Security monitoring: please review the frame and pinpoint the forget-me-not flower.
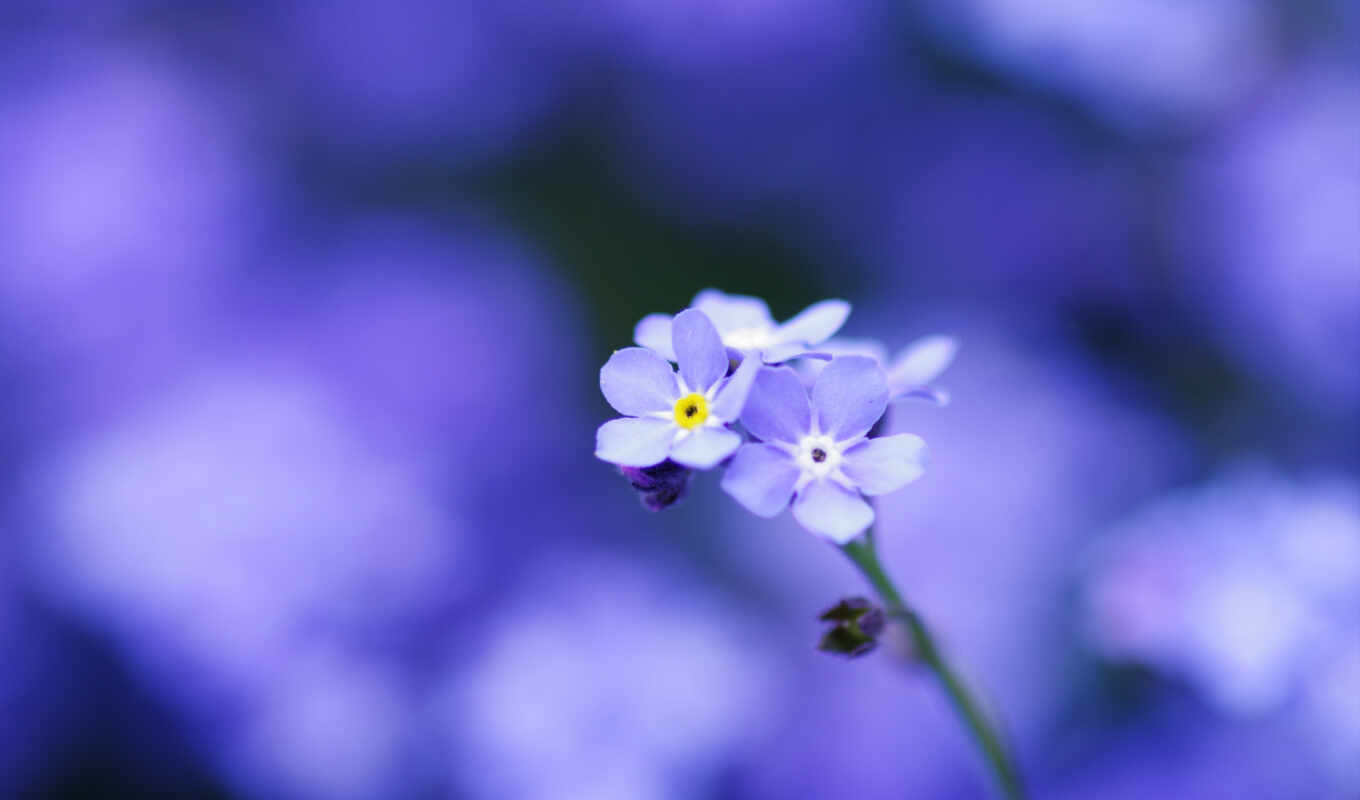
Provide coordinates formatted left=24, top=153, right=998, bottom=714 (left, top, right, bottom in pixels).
left=634, top=289, right=850, bottom=365
left=887, top=335, right=958, bottom=405
left=596, top=308, right=761, bottom=470
left=803, top=335, right=958, bottom=406
left=721, top=356, right=927, bottom=543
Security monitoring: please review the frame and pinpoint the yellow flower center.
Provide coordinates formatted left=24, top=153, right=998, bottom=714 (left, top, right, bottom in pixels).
left=673, top=392, right=709, bottom=430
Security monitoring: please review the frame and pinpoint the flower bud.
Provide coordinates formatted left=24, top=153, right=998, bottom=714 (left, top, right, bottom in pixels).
left=618, top=460, right=692, bottom=512
left=817, top=597, right=886, bottom=658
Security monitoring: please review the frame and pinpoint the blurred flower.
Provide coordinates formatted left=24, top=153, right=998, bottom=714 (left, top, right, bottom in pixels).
left=445, top=554, right=777, bottom=800
left=1083, top=468, right=1360, bottom=793
left=597, top=309, right=761, bottom=469
left=804, top=335, right=957, bottom=406
left=722, top=358, right=927, bottom=542
left=915, top=0, right=1274, bottom=130
left=634, top=289, right=850, bottom=364
left=29, top=365, right=464, bottom=799
left=0, top=43, right=264, bottom=432
left=887, top=335, right=958, bottom=405
left=1178, top=61, right=1360, bottom=415
left=22, top=221, right=599, bottom=799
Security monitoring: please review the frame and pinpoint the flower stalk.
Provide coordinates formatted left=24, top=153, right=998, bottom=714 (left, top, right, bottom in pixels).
left=840, top=533, right=1028, bottom=800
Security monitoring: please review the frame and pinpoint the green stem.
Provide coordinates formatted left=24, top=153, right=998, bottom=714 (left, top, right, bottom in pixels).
left=840, top=534, right=1027, bottom=800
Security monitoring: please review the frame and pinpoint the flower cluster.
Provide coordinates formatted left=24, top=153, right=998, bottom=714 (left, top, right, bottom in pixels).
left=595, top=289, right=954, bottom=543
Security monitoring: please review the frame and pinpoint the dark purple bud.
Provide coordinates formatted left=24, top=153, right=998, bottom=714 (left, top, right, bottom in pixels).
left=817, top=596, right=886, bottom=658
left=618, top=460, right=692, bottom=512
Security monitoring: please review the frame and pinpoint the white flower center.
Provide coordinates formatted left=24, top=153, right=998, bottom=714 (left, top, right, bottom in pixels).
left=722, top=325, right=779, bottom=353
left=795, top=433, right=843, bottom=479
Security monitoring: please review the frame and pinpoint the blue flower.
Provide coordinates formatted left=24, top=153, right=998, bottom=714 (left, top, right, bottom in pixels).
left=721, top=356, right=927, bottom=543
left=596, top=308, right=761, bottom=469
left=634, top=289, right=850, bottom=365
left=887, top=335, right=959, bottom=405
left=804, top=335, right=958, bottom=405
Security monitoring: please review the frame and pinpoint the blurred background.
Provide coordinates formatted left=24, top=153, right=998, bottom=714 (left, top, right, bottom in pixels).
left=0, top=2, right=1356, bottom=799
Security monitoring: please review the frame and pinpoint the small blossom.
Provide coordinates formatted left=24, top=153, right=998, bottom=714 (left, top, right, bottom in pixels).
left=887, top=335, right=958, bottom=405
left=634, top=288, right=850, bottom=365
left=721, top=356, right=927, bottom=543
left=596, top=309, right=761, bottom=470
left=803, top=335, right=958, bottom=406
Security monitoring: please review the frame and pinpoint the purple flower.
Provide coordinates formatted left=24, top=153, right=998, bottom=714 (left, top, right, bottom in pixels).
left=596, top=309, right=761, bottom=470
left=721, top=356, right=927, bottom=543
left=1083, top=469, right=1360, bottom=719
left=634, top=289, right=850, bottom=364
left=916, top=0, right=1273, bottom=130
left=804, top=335, right=959, bottom=406
left=887, top=335, right=959, bottom=406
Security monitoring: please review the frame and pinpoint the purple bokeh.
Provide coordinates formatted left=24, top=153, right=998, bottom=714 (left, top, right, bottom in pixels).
left=0, top=4, right=1353, bottom=798
left=1082, top=468, right=1360, bottom=796
left=1177, top=60, right=1360, bottom=415
left=20, top=223, right=599, bottom=798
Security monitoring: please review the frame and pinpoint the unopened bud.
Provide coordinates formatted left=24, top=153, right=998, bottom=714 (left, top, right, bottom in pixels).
left=817, top=597, right=886, bottom=658
left=618, top=460, right=692, bottom=512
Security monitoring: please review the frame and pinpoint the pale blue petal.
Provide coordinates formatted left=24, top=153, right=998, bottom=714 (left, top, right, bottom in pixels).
left=889, top=336, right=958, bottom=388
left=794, top=338, right=884, bottom=384
left=819, top=336, right=889, bottom=364
left=708, top=352, right=762, bottom=421
left=720, top=443, right=800, bottom=517
left=600, top=347, right=679, bottom=416
left=760, top=341, right=811, bottom=364
left=776, top=299, right=850, bottom=346
left=811, top=355, right=888, bottom=441
left=842, top=434, right=928, bottom=495
left=892, top=386, right=951, bottom=406
left=740, top=366, right=811, bottom=444
left=672, top=308, right=727, bottom=393
left=595, top=417, right=675, bottom=467
left=670, top=427, right=742, bottom=470
left=633, top=313, right=677, bottom=361
left=692, top=289, right=773, bottom=332
left=792, top=480, right=875, bottom=543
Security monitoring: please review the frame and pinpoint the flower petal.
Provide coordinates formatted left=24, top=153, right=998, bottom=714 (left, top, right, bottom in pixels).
left=740, top=366, right=812, bottom=444
left=720, top=443, right=800, bottom=517
left=708, top=351, right=762, bottom=422
left=633, top=313, right=677, bottom=361
left=692, top=289, right=774, bottom=333
left=892, top=386, right=951, bottom=406
left=820, top=336, right=890, bottom=364
left=842, top=434, right=928, bottom=495
left=672, top=308, right=728, bottom=393
left=669, top=427, right=742, bottom=470
left=811, top=355, right=889, bottom=441
left=889, top=335, right=958, bottom=389
left=760, top=341, right=812, bottom=364
left=776, top=299, right=850, bottom=346
left=595, top=417, right=676, bottom=467
left=600, top=347, right=679, bottom=416
left=792, top=480, right=875, bottom=543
